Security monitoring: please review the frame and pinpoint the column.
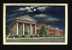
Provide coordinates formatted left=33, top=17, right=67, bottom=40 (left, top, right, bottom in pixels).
left=35, top=24, right=37, bottom=34
left=16, top=22, right=18, bottom=35
left=23, top=23, right=25, bottom=35
left=30, top=24, right=33, bottom=35
left=27, top=24, right=29, bottom=35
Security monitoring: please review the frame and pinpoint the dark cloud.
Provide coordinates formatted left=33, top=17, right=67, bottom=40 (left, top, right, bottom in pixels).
left=6, top=6, right=65, bottom=29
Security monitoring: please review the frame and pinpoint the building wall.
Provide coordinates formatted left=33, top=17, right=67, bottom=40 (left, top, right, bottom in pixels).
left=11, top=24, right=17, bottom=34
left=48, top=27, right=64, bottom=36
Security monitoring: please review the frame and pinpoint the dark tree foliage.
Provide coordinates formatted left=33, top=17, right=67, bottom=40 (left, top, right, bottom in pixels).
left=39, top=26, right=47, bottom=37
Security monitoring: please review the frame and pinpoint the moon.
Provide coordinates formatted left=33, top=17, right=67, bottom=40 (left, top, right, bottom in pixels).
left=33, top=9, right=36, bottom=11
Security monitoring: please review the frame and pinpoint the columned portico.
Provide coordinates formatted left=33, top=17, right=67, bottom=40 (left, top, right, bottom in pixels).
left=16, top=23, right=37, bottom=36
left=16, top=15, right=37, bottom=36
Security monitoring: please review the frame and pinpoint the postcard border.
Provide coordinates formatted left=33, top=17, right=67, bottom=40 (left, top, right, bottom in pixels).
left=3, top=3, right=68, bottom=45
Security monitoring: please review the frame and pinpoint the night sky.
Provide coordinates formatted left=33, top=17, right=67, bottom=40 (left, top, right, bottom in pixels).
left=6, top=6, right=65, bottom=30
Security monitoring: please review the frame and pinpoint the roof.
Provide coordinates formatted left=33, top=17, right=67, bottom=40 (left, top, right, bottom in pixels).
left=16, top=15, right=36, bottom=24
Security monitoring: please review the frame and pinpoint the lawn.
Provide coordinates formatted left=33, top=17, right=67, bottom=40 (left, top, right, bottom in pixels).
left=6, top=37, right=65, bottom=42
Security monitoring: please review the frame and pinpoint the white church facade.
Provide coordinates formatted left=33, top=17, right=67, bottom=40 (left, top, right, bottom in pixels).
left=15, top=15, right=38, bottom=37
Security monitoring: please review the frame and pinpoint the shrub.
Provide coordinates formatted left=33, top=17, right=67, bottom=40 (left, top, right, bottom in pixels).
left=22, top=35, right=25, bottom=37
left=25, top=31, right=28, bottom=35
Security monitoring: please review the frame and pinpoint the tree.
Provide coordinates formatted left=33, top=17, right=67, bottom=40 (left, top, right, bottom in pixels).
left=39, top=26, right=47, bottom=37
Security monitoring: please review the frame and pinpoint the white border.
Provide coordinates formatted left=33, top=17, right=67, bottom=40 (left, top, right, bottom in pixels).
left=3, top=3, right=68, bottom=45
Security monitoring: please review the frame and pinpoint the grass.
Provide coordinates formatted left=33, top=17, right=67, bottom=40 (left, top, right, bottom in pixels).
left=6, top=33, right=65, bottom=42
left=6, top=36, right=65, bottom=42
